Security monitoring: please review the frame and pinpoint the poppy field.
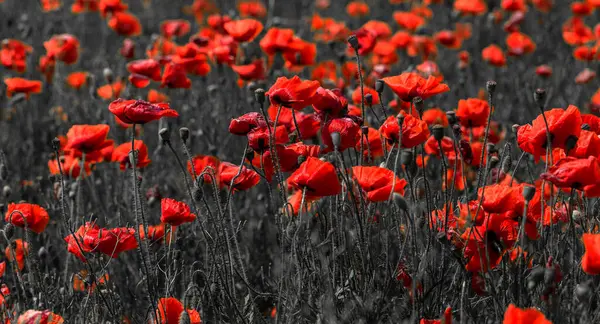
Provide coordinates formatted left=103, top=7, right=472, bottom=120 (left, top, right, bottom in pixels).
left=3, top=0, right=600, bottom=322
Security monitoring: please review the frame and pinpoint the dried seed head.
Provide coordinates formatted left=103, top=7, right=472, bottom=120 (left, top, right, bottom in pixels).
left=179, top=127, right=190, bottom=143
left=534, top=89, right=546, bottom=108
left=3, top=223, right=14, bottom=239
left=486, top=80, right=497, bottom=94
left=522, top=186, right=536, bottom=201
left=412, top=96, right=424, bottom=113
left=255, top=88, right=266, bottom=104
left=432, top=125, right=445, bottom=142
left=103, top=68, right=113, bottom=83
left=347, top=35, right=359, bottom=51
left=159, top=128, right=170, bottom=143
left=331, top=132, right=341, bottom=150
left=375, top=79, right=384, bottom=93
left=365, top=93, right=373, bottom=106
left=52, top=137, right=61, bottom=151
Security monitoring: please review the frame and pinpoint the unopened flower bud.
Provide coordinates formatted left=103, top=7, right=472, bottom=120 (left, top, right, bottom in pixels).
left=347, top=35, right=359, bottom=50
left=103, top=68, right=113, bottom=83
left=159, top=128, right=170, bottom=143
left=534, top=89, right=546, bottom=108
left=522, top=186, right=536, bottom=201
left=52, top=137, right=61, bottom=151
left=446, top=111, right=457, bottom=125
left=255, top=88, right=266, bottom=104
left=432, top=125, right=445, bottom=142
left=2, top=185, right=11, bottom=198
left=375, top=79, right=384, bottom=93
left=486, top=80, right=497, bottom=94
left=179, top=127, right=190, bottom=143
left=365, top=93, right=373, bottom=106
left=412, top=96, right=424, bottom=114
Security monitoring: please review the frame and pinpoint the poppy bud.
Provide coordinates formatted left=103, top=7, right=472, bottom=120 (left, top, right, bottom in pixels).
left=432, top=125, right=445, bottom=142
left=347, top=35, right=360, bottom=51
left=534, top=89, right=546, bottom=108
left=489, top=156, right=499, bottom=168
left=393, top=193, right=409, bottom=213
left=486, top=80, right=497, bottom=95
left=582, top=123, right=591, bottom=131
left=103, top=68, right=114, bottom=84
left=159, top=128, right=170, bottom=143
left=446, top=111, right=457, bottom=125
left=38, top=246, right=47, bottom=259
left=3, top=223, right=14, bottom=239
left=245, top=148, right=255, bottom=161
left=396, top=113, right=405, bottom=126
left=193, top=187, right=203, bottom=202
left=486, top=143, right=496, bottom=154
left=255, top=88, right=266, bottom=104
left=2, top=185, right=11, bottom=198
left=401, top=150, right=413, bottom=166
left=361, top=126, right=369, bottom=135
left=375, top=79, right=384, bottom=93
left=179, top=127, right=190, bottom=143
left=179, top=311, right=191, bottom=324
left=412, top=96, right=424, bottom=114
left=52, top=137, right=61, bottom=151
left=331, top=132, right=341, bottom=150
left=522, top=186, right=536, bottom=201
left=0, top=164, right=7, bottom=181
left=365, top=93, right=373, bottom=106
left=565, top=135, right=579, bottom=152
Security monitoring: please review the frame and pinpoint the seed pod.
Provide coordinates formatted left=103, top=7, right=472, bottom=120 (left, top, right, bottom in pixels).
left=446, top=111, right=457, bottom=125
left=522, top=186, right=536, bottom=201
left=412, top=97, right=424, bottom=114
left=103, top=68, right=114, bottom=83
left=159, top=128, right=170, bottom=143
left=375, top=79, right=384, bottom=93
left=534, top=89, right=546, bottom=108
left=486, top=80, right=497, bottom=94
left=179, top=127, right=190, bottom=143
left=347, top=35, right=359, bottom=50
left=393, top=193, right=409, bottom=213
left=365, top=93, right=373, bottom=106
left=432, top=125, right=445, bottom=142
left=255, top=88, right=265, bottom=104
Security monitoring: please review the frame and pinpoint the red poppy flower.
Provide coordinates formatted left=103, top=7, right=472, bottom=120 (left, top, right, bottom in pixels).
left=355, top=127, right=384, bottom=162
left=346, top=1, right=369, bottom=17
left=156, top=297, right=202, bottom=324
left=454, top=0, right=487, bottom=15
left=361, top=20, right=392, bottom=39
left=379, top=113, right=430, bottom=148
left=425, top=136, right=457, bottom=164
left=582, top=114, right=600, bottom=134
left=5, top=203, right=49, bottom=234
left=64, top=222, right=96, bottom=262
left=506, top=32, right=536, bottom=56
left=187, top=155, right=220, bottom=183
left=99, top=0, right=127, bottom=17
left=160, top=19, right=191, bottom=39
left=266, top=107, right=319, bottom=140
left=422, top=108, right=449, bottom=127
left=286, top=142, right=321, bottom=158
left=249, top=145, right=300, bottom=182
left=568, top=129, right=600, bottom=158
left=73, top=269, right=109, bottom=293
left=381, top=72, right=449, bottom=102
left=65, top=71, right=88, bottom=90
left=48, top=155, right=92, bottom=178
left=128, top=74, right=150, bottom=88
left=461, top=215, right=513, bottom=272
left=160, top=62, right=191, bottom=89
left=321, top=117, right=361, bottom=152
left=239, top=1, right=266, bottom=18
left=1, top=39, right=32, bottom=73
left=351, top=86, right=380, bottom=106
left=575, top=68, right=596, bottom=84
left=349, top=28, right=377, bottom=56
left=393, top=11, right=426, bottom=32
left=582, top=233, right=600, bottom=275
left=231, top=59, right=265, bottom=82
left=127, top=59, right=162, bottom=81
left=517, top=105, right=582, bottom=158
left=482, top=44, right=506, bottom=67
left=312, top=87, right=348, bottom=119
left=456, top=98, right=490, bottom=127
left=229, top=112, right=268, bottom=136
left=541, top=156, right=600, bottom=189
left=108, top=11, right=142, bottom=37
left=44, top=34, right=79, bottom=65
left=139, top=223, right=173, bottom=244
left=5, top=239, right=28, bottom=271
left=288, top=157, right=341, bottom=197
left=71, top=0, right=99, bottom=13
left=160, top=198, right=197, bottom=226
left=4, top=77, right=42, bottom=99
left=266, top=76, right=320, bottom=110
left=572, top=1, right=593, bottom=15
left=283, top=39, right=317, bottom=72
left=108, top=99, right=178, bottom=124
left=84, top=226, right=138, bottom=259
left=223, top=19, right=263, bottom=43
left=218, top=162, right=261, bottom=191
left=148, top=90, right=169, bottom=104
left=97, top=79, right=125, bottom=100
left=420, top=307, right=452, bottom=324
left=573, top=45, right=598, bottom=61
left=259, top=28, right=303, bottom=56
left=120, top=38, right=135, bottom=59
left=16, top=310, right=64, bottom=324
left=532, top=0, right=552, bottom=12
left=535, top=65, right=553, bottom=78
left=502, top=304, right=551, bottom=324
left=562, top=17, right=594, bottom=46
left=501, top=0, right=526, bottom=11
left=65, top=124, right=110, bottom=153
left=112, top=140, right=151, bottom=170
left=247, top=125, right=289, bottom=153
left=351, top=166, right=407, bottom=202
